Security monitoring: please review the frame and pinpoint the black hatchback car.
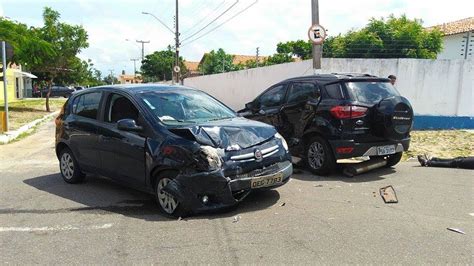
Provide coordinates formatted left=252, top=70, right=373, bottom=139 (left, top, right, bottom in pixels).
left=239, top=73, right=413, bottom=175
left=55, top=84, right=292, bottom=216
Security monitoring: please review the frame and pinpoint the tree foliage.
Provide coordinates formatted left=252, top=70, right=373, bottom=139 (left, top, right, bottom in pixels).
left=140, top=46, right=186, bottom=81
left=199, top=48, right=236, bottom=75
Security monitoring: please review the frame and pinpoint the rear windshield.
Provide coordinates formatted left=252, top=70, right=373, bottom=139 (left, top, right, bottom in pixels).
left=139, top=90, right=236, bottom=125
left=345, top=81, right=400, bottom=104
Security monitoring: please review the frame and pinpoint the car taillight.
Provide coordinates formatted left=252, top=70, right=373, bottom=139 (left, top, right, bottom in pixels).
left=330, top=105, right=367, bottom=119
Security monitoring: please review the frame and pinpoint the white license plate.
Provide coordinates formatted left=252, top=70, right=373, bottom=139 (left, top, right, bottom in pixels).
left=377, top=145, right=396, bottom=156
left=250, top=173, right=283, bottom=189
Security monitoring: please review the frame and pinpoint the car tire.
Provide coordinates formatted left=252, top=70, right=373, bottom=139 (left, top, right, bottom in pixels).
left=154, top=171, right=187, bottom=218
left=59, top=148, right=85, bottom=184
left=304, top=136, right=336, bottom=175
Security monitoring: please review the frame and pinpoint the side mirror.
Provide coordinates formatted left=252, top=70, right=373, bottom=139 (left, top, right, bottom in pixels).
left=117, top=119, right=143, bottom=132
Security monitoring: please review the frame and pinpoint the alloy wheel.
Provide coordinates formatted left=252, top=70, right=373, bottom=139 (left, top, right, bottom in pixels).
left=157, top=178, right=179, bottom=214
left=60, top=152, right=74, bottom=180
left=308, top=142, right=325, bottom=169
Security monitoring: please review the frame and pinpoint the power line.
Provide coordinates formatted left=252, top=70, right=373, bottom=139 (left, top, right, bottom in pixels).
left=181, top=0, right=258, bottom=46
left=181, top=0, right=227, bottom=34
left=180, top=0, right=240, bottom=42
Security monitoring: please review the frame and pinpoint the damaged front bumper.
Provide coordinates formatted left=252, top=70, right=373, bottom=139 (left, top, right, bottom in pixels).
left=163, top=160, right=292, bottom=213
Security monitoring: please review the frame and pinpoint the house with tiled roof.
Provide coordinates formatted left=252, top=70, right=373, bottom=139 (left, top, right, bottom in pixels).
left=426, top=17, right=474, bottom=59
left=183, top=61, right=200, bottom=77
left=198, top=53, right=269, bottom=70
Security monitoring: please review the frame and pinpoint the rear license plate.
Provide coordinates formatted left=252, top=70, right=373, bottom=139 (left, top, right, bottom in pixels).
left=251, top=173, right=283, bottom=189
left=377, top=145, right=396, bottom=156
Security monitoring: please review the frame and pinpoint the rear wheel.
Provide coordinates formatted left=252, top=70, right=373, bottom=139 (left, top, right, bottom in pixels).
left=304, top=136, right=336, bottom=175
left=59, top=148, right=85, bottom=184
left=154, top=171, right=187, bottom=218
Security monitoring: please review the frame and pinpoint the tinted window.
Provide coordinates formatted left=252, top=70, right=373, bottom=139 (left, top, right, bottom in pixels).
left=346, top=81, right=400, bottom=104
left=106, top=94, right=139, bottom=123
left=287, top=82, right=317, bottom=103
left=74, top=92, right=102, bottom=119
left=325, top=83, right=344, bottom=99
left=259, top=85, right=286, bottom=107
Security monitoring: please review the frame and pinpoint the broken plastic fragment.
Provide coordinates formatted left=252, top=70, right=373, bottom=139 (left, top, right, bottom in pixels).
left=232, top=215, right=241, bottom=223
left=447, top=228, right=465, bottom=234
left=379, top=185, right=398, bottom=203
left=279, top=202, right=286, bottom=207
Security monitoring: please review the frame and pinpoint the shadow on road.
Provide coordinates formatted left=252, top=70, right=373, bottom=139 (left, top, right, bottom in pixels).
left=21, top=173, right=280, bottom=221
left=291, top=164, right=397, bottom=183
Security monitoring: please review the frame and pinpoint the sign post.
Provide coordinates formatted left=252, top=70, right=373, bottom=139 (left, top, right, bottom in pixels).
left=1, top=41, right=9, bottom=132
left=310, top=0, right=326, bottom=70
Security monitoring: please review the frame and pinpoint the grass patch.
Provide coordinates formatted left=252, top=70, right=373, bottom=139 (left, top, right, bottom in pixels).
left=0, top=98, right=66, bottom=131
left=403, top=130, right=474, bottom=160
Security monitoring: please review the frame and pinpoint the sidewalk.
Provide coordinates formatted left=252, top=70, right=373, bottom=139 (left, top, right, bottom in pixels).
left=0, top=111, right=59, bottom=144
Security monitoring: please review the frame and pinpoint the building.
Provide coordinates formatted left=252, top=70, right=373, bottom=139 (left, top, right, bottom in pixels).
left=119, top=74, right=143, bottom=84
left=427, top=17, right=474, bottom=60
left=0, top=63, right=37, bottom=102
left=183, top=61, right=200, bottom=78
left=198, top=53, right=269, bottom=71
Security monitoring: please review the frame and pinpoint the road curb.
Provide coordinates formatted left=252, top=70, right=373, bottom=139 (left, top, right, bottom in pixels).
left=0, top=111, right=59, bottom=144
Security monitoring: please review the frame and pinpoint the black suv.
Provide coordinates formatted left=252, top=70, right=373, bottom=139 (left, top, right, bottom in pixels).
left=239, top=73, right=413, bottom=175
left=55, top=84, right=292, bottom=216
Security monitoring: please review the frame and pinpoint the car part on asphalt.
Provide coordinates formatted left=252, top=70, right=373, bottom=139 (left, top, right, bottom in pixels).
left=55, top=84, right=292, bottom=217
left=379, top=185, right=398, bottom=203
left=447, top=228, right=465, bottom=235
left=239, top=73, right=413, bottom=175
left=342, top=157, right=387, bottom=177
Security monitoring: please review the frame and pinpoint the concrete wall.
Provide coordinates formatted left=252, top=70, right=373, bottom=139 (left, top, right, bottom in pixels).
left=437, top=32, right=474, bottom=60
left=184, top=58, right=473, bottom=118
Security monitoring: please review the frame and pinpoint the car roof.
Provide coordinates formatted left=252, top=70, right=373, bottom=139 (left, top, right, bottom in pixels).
left=278, top=73, right=390, bottom=84
left=75, top=84, right=200, bottom=96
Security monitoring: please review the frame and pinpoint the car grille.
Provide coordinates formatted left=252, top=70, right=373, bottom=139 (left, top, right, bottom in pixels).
left=229, top=145, right=279, bottom=162
left=234, top=163, right=280, bottom=179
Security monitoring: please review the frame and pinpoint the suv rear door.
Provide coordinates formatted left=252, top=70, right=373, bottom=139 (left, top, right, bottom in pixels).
left=246, top=83, right=288, bottom=131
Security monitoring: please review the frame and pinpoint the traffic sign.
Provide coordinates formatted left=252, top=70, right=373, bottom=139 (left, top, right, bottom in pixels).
left=308, top=24, right=326, bottom=45
left=173, top=65, right=181, bottom=73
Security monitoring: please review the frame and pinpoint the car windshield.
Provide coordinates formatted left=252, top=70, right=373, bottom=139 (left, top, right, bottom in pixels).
left=139, top=89, right=236, bottom=125
left=346, top=81, right=400, bottom=104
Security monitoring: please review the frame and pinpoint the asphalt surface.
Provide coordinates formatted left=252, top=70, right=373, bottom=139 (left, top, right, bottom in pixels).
left=0, top=120, right=472, bottom=264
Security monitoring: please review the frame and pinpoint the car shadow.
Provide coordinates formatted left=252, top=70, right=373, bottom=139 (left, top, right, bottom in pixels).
left=22, top=173, right=280, bottom=221
left=291, top=164, right=397, bottom=183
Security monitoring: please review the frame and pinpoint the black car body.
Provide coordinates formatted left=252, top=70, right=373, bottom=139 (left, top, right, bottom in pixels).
left=34, top=86, right=75, bottom=98
left=239, top=73, right=413, bottom=175
left=55, top=84, right=292, bottom=216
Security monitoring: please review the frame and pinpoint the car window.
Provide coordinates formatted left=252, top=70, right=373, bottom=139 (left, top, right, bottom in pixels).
left=287, top=82, right=317, bottom=104
left=325, top=83, right=344, bottom=99
left=346, top=81, right=400, bottom=104
left=259, top=85, right=286, bottom=107
left=73, top=92, right=102, bottom=119
left=105, top=93, right=139, bottom=123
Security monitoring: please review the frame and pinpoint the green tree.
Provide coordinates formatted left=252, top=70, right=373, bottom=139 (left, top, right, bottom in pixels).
left=199, top=48, right=235, bottom=75
left=325, top=15, right=443, bottom=58
left=140, top=46, right=186, bottom=81
left=30, top=7, right=89, bottom=111
left=103, top=74, right=119, bottom=85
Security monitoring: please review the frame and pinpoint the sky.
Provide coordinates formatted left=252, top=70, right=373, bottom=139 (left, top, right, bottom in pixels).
left=1, top=0, right=473, bottom=76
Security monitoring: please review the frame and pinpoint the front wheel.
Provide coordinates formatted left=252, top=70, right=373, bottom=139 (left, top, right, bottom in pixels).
left=154, top=171, right=187, bottom=218
left=304, top=136, right=336, bottom=175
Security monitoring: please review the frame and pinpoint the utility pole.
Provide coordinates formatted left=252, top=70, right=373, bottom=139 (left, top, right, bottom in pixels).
left=2, top=41, right=9, bottom=132
left=130, top=58, right=139, bottom=77
left=311, top=0, right=321, bottom=70
left=256, top=47, right=260, bottom=68
left=136, top=40, right=150, bottom=61
left=174, top=0, right=180, bottom=84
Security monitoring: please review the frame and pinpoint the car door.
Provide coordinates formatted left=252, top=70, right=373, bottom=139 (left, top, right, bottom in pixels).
left=247, top=84, right=288, bottom=131
left=96, top=92, right=147, bottom=187
left=66, top=91, right=103, bottom=172
left=280, top=81, right=320, bottom=140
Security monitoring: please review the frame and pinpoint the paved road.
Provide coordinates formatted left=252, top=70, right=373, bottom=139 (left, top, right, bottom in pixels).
left=0, top=120, right=472, bottom=264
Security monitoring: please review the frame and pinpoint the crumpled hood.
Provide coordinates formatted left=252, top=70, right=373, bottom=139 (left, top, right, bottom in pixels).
left=169, top=117, right=276, bottom=149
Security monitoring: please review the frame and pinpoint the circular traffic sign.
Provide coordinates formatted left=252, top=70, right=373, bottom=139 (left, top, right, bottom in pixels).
left=173, top=65, right=181, bottom=73
left=308, top=24, right=326, bottom=45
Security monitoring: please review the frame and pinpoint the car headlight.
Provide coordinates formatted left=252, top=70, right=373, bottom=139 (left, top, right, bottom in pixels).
left=274, top=132, right=288, bottom=151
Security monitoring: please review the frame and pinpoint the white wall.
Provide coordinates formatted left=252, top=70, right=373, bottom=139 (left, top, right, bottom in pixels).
left=184, top=58, right=474, bottom=117
left=437, top=32, right=474, bottom=60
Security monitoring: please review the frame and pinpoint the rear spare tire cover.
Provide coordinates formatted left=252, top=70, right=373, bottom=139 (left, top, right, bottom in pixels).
left=372, top=96, right=413, bottom=140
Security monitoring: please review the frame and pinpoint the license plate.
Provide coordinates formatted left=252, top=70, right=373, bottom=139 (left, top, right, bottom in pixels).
left=377, top=145, right=396, bottom=156
left=250, top=173, right=283, bottom=189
